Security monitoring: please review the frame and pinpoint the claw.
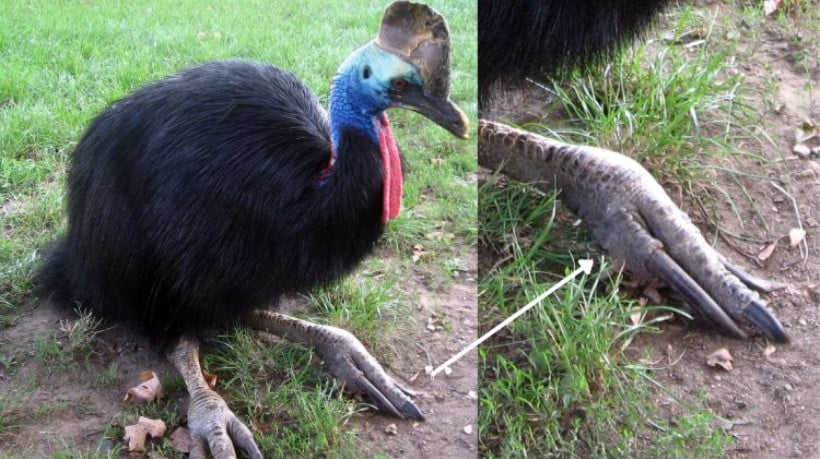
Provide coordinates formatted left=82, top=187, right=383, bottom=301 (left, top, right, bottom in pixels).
left=744, top=300, right=789, bottom=343
left=478, top=119, right=790, bottom=342
left=168, top=338, right=263, bottom=459
left=647, top=251, right=747, bottom=339
left=719, top=254, right=788, bottom=293
left=248, top=309, right=424, bottom=421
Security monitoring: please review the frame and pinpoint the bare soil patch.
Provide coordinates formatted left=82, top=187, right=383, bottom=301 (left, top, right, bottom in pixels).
left=0, top=250, right=477, bottom=457
left=352, top=276, right=478, bottom=459
left=631, top=4, right=819, bottom=457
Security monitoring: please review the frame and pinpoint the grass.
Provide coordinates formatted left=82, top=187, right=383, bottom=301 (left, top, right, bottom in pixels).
left=0, top=0, right=475, bottom=456
left=476, top=1, right=809, bottom=457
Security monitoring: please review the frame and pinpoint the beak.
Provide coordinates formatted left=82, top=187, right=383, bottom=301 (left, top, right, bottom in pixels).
left=390, top=86, right=469, bottom=139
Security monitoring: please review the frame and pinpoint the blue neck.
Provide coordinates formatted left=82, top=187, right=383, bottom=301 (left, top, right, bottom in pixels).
left=329, top=71, right=380, bottom=149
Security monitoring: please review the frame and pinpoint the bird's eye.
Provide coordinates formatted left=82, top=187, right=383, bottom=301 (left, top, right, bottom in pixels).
left=390, top=78, right=408, bottom=91
left=363, top=66, right=371, bottom=79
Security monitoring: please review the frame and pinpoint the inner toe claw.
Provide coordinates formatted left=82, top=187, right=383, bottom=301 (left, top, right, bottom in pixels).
left=319, top=328, right=424, bottom=421
left=743, top=300, right=789, bottom=344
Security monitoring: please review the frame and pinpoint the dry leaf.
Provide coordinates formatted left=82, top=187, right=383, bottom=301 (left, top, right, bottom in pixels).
left=764, top=0, right=783, bottom=15
left=761, top=343, right=787, bottom=364
left=411, top=244, right=425, bottom=263
left=124, top=370, right=164, bottom=403
left=706, top=348, right=734, bottom=371
left=463, top=424, right=473, bottom=434
left=384, top=423, right=398, bottom=435
left=123, top=416, right=167, bottom=452
left=170, top=427, right=192, bottom=453
left=629, top=311, right=643, bottom=326
left=424, top=365, right=433, bottom=375
left=789, top=228, right=806, bottom=248
left=793, top=143, right=812, bottom=158
left=203, top=371, right=218, bottom=389
left=796, top=119, right=818, bottom=142
left=467, top=390, right=478, bottom=400
left=757, top=241, right=777, bottom=261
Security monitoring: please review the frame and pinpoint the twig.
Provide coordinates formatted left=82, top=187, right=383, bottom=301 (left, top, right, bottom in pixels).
left=769, top=181, right=808, bottom=263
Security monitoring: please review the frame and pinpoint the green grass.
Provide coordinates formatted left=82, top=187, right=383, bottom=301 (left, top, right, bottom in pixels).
left=476, top=2, right=795, bottom=457
left=0, top=0, right=475, bottom=456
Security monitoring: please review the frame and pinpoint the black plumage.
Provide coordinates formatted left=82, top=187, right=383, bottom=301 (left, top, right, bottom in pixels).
left=39, top=60, right=385, bottom=345
left=479, top=0, right=671, bottom=91
left=37, top=3, right=468, bottom=454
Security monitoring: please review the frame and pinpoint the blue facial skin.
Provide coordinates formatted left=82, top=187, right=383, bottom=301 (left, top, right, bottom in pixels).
left=328, top=42, right=424, bottom=148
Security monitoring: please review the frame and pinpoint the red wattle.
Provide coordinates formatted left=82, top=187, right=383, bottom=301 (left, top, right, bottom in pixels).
left=377, top=114, right=402, bottom=224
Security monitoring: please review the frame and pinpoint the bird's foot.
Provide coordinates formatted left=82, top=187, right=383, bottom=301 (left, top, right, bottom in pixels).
left=168, top=338, right=263, bottom=459
left=478, top=120, right=790, bottom=343
left=314, top=325, right=424, bottom=420
left=248, top=309, right=424, bottom=420
left=185, top=387, right=263, bottom=459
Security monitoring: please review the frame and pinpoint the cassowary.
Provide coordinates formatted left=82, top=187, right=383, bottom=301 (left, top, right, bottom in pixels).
left=478, top=0, right=788, bottom=343
left=37, top=2, right=468, bottom=457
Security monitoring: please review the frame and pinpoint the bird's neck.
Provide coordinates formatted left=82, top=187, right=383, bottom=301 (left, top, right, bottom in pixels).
left=326, top=75, right=402, bottom=223
left=328, top=71, right=380, bottom=149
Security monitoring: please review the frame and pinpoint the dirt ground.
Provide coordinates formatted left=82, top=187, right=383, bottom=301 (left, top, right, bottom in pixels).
left=0, top=252, right=478, bottom=457
left=352, top=272, right=478, bottom=459
left=628, top=3, right=819, bottom=458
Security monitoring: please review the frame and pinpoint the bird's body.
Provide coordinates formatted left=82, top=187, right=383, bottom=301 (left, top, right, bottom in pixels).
left=38, top=3, right=468, bottom=456
left=41, top=59, right=385, bottom=345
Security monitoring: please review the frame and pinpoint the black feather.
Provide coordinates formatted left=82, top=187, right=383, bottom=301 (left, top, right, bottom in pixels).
left=38, top=60, right=386, bottom=346
left=479, top=0, right=672, bottom=91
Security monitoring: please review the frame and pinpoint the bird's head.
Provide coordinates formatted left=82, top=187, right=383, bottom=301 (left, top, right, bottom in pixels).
left=332, top=1, right=469, bottom=139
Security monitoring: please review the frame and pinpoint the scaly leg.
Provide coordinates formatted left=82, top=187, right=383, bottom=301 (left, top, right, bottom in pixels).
left=479, top=119, right=789, bottom=343
left=168, top=337, right=263, bottom=459
left=246, top=309, right=423, bottom=420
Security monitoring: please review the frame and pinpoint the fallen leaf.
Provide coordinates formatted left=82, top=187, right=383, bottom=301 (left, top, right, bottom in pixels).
left=757, top=241, right=777, bottom=261
left=793, top=143, right=812, bottom=158
left=762, top=343, right=787, bottom=364
left=425, top=231, right=444, bottom=240
left=424, top=365, right=433, bottom=375
left=764, top=0, right=783, bottom=15
left=796, top=118, right=818, bottom=141
left=384, top=423, right=398, bottom=435
left=467, top=390, right=478, bottom=400
left=629, top=311, right=643, bottom=326
left=411, top=244, right=426, bottom=263
left=170, top=427, right=192, bottom=453
left=789, top=228, right=806, bottom=248
left=463, top=424, right=473, bottom=434
left=124, top=370, right=164, bottom=403
left=203, top=371, right=218, bottom=389
left=706, top=348, right=733, bottom=371
left=123, top=416, right=167, bottom=452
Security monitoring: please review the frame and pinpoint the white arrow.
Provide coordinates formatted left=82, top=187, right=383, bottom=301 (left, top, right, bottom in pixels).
left=430, top=259, right=593, bottom=378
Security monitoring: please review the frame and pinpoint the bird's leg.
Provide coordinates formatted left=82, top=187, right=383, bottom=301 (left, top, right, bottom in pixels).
left=167, top=337, right=263, bottom=459
left=246, top=309, right=424, bottom=420
left=478, top=119, right=789, bottom=343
